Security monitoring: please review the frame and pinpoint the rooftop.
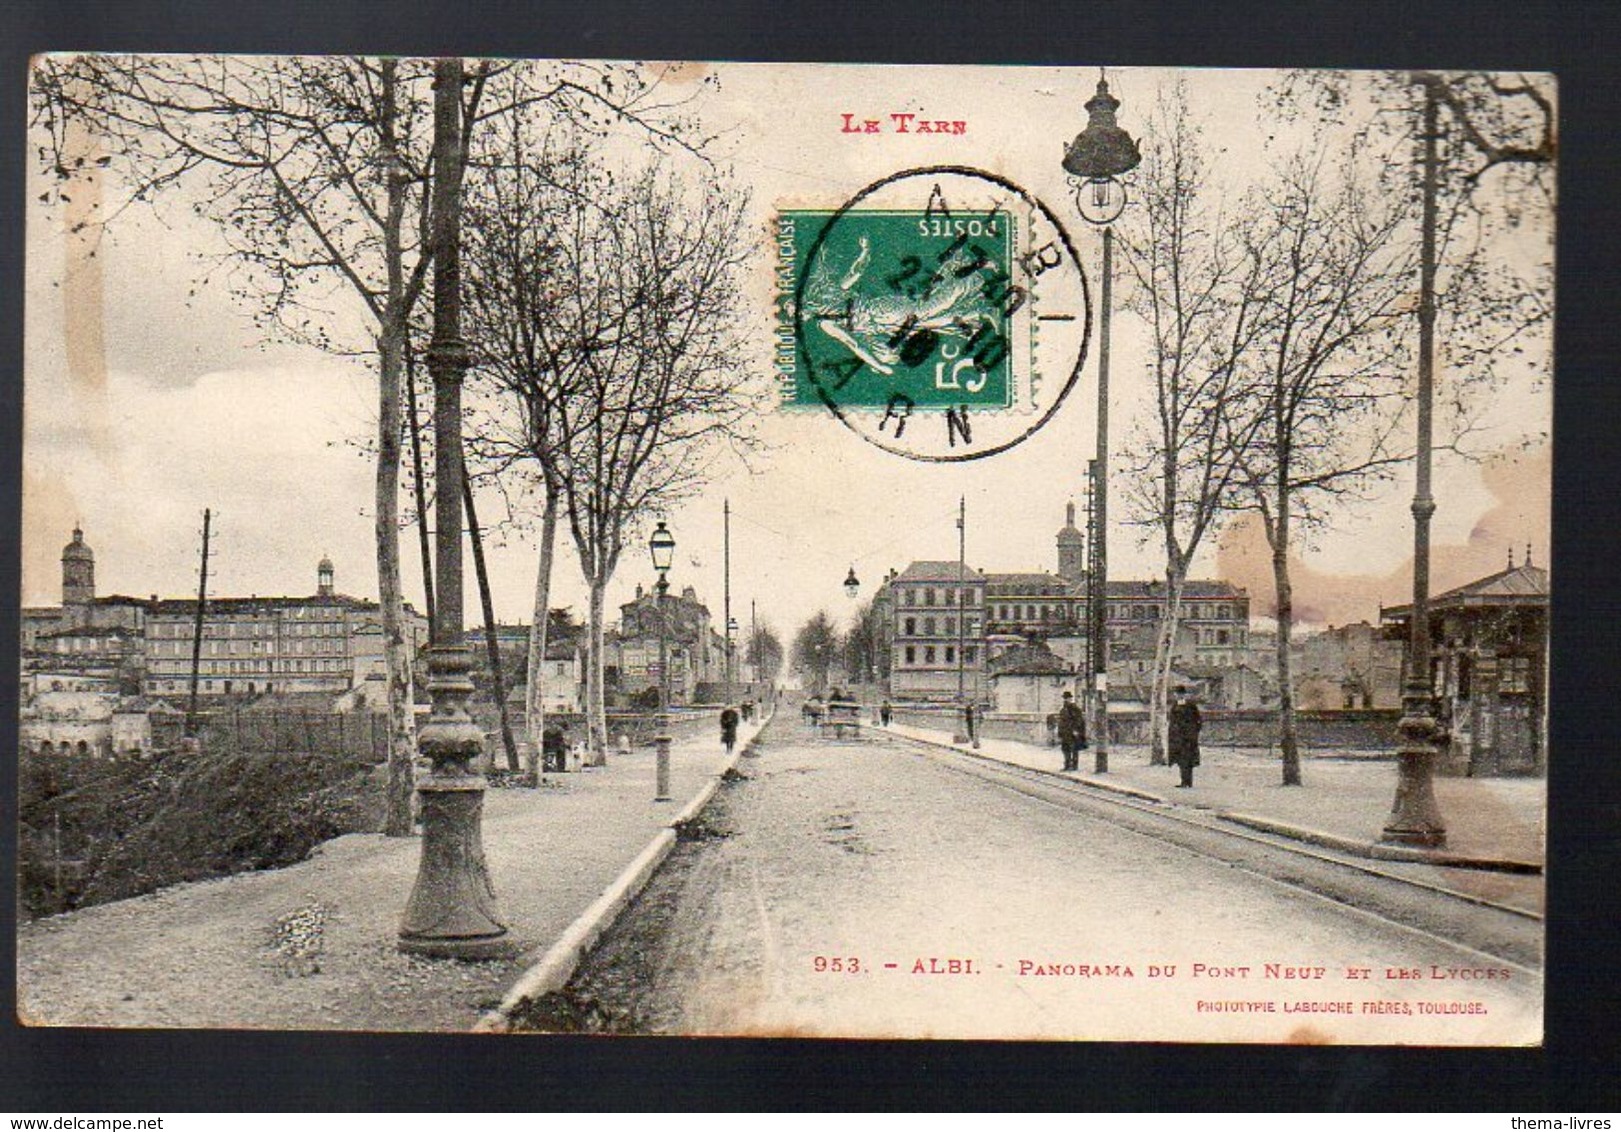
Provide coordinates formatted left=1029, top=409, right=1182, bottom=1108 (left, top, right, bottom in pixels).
left=1383, top=563, right=1549, bottom=619
left=892, top=561, right=985, bottom=584
left=989, top=643, right=1074, bottom=678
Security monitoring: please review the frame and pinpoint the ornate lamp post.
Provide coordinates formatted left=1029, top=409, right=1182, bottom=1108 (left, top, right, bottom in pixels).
left=650, top=520, right=676, bottom=802
left=843, top=566, right=861, bottom=601
left=399, top=58, right=508, bottom=959
left=1063, top=70, right=1141, bottom=776
left=1382, top=74, right=1448, bottom=846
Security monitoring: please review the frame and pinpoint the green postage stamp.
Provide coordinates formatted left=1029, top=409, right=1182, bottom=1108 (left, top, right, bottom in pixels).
left=773, top=166, right=1092, bottom=463
left=779, top=207, right=1020, bottom=410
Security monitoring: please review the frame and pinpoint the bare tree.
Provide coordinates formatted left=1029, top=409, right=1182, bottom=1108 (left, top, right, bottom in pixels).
left=468, top=152, right=757, bottom=764
left=32, top=55, right=449, bottom=834
left=1231, top=142, right=1419, bottom=786
left=33, top=56, right=721, bottom=816
left=1118, top=83, right=1270, bottom=766
left=746, top=623, right=785, bottom=690
left=461, top=128, right=597, bottom=763
left=793, top=613, right=840, bottom=695
left=841, top=598, right=883, bottom=690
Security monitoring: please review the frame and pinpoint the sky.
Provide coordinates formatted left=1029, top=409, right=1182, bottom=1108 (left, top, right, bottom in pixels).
left=21, top=62, right=1553, bottom=641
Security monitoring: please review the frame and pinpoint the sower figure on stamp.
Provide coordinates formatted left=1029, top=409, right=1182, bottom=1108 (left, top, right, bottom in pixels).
left=1169, top=685, right=1202, bottom=788
left=720, top=704, right=740, bottom=755
left=1056, top=690, right=1087, bottom=771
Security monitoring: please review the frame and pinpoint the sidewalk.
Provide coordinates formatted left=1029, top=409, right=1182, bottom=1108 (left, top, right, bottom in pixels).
left=17, top=713, right=769, bottom=1032
left=877, top=721, right=1545, bottom=873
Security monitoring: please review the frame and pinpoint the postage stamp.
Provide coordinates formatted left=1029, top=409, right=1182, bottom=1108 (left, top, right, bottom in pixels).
left=775, top=166, right=1092, bottom=462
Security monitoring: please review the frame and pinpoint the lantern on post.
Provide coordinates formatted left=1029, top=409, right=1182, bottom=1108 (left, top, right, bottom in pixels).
left=1061, top=74, right=1143, bottom=226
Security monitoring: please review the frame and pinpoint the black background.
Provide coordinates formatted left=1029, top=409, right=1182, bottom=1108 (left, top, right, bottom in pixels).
left=2, top=0, right=1618, bottom=1112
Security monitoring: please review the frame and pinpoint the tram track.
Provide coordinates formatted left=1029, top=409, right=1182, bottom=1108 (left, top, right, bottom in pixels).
left=871, top=726, right=1544, bottom=973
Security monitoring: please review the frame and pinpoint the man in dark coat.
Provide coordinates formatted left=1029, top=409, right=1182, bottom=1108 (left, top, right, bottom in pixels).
left=720, top=705, right=740, bottom=755
left=1168, top=685, right=1202, bottom=787
left=1056, top=690, right=1087, bottom=771
left=542, top=724, right=567, bottom=774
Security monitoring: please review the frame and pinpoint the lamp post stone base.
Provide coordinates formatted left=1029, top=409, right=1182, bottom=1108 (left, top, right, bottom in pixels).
left=399, top=778, right=509, bottom=958
left=1381, top=700, right=1448, bottom=848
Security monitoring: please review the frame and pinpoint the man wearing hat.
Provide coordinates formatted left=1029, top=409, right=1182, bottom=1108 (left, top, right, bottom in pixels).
left=1168, top=685, right=1203, bottom=787
left=1056, top=690, right=1087, bottom=772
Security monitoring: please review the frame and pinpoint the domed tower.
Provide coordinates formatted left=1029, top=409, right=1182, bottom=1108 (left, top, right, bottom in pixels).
left=1056, top=502, right=1085, bottom=585
left=317, top=554, right=335, bottom=598
left=61, top=525, right=95, bottom=620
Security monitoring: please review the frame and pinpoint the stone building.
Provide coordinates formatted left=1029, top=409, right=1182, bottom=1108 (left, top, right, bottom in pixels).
left=142, top=557, right=427, bottom=699
left=608, top=583, right=725, bottom=705
left=886, top=561, right=987, bottom=701
left=876, top=506, right=1253, bottom=704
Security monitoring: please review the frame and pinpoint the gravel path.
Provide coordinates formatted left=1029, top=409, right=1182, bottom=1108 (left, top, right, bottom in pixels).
left=17, top=732, right=744, bottom=1031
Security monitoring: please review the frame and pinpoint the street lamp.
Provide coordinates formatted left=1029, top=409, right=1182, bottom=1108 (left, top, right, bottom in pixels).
left=844, top=566, right=861, bottom=600
left=1382, top=74, right=1448, bottom=847
left=1063, top=70, right=1141, bottom=777
left=400, top=58, right=507, bottom=959
left=650, top=520, right=676, bottom=802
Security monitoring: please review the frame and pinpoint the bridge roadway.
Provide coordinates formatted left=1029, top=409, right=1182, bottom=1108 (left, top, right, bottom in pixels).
left=524, top=716, right=1542, bottom=1043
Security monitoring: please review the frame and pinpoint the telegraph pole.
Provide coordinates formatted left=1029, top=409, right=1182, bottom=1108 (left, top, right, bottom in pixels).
left=724, top=499, right=732, bottom=704
left=185, top=508, right=211, bottom=738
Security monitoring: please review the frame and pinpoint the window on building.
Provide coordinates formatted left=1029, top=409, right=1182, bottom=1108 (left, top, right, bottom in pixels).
left=945, top=617, right=956, bottom=635
left=965, top=646, right=978, bottom=663
left=924, top=617, right=936, bottom=635
left=1217, top=629, right=1230, bottom=645
left=944, top=646, right=955, bottom=664
left=925, top=646, right=936, bottom=664
left=904, top=646, right=916, bottom=664
left=904, top=617, right=916, bottom=635
left=925, top=588, right=936, bottom=607
left=945, top=587, right=955, bottom=604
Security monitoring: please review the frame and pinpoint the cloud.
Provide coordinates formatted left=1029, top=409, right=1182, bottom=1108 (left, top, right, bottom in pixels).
left=1216, top=443, right=1551, bottom=628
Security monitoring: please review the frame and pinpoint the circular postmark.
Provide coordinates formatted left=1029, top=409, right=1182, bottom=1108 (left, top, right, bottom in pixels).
left=781, top=166, right=1092, bottom=462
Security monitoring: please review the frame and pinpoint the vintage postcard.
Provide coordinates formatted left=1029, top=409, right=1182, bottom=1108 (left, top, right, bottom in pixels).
left=18, top=59, right=1551, bottom=1044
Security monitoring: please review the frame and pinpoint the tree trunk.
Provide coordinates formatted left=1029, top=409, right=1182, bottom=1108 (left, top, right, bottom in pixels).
left=404, top=345, right=436, bottom=633
left=583, top=578, right=609, bottom=767
left=377, top=323, right=416, bottom=836
left=1272, top=485, right=1303, bottom=786
left=524, top=489, right=559, bottom=764
left=376, top=59, right=416, bottom=837
left=1148, top=568, right=1185, bottom=766
left=463, top=466, right=519, bottom=772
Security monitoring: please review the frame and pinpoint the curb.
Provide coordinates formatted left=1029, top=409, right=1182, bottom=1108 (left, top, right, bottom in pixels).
left=871, top=722, right=1166, bottom=805
left=875, top=723, right=1541, bottom=876
left=1216, top=810, right=1544, bottom=874
left=475, top=711, right=773, bottom=1033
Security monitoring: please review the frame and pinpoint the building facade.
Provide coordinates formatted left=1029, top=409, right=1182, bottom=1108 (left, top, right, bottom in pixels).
left=886, top=561, right=987, bottom=701
left=877, top=507, right=1253, bottom=704
left=142, top=558, right=427, bottom=699
left=609, top=583, right=725, bottom=705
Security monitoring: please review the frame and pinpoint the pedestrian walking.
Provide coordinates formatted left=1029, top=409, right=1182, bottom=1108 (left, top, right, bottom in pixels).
left=1056, top=691, right=1087, bottom=771
left=1168, top=685, right=1202, bottom=787
left=880, top=699, right=892, bottom=727
left=720, top=704, right=740, bottom=755
left=541, top=724, right=567, bottom=774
